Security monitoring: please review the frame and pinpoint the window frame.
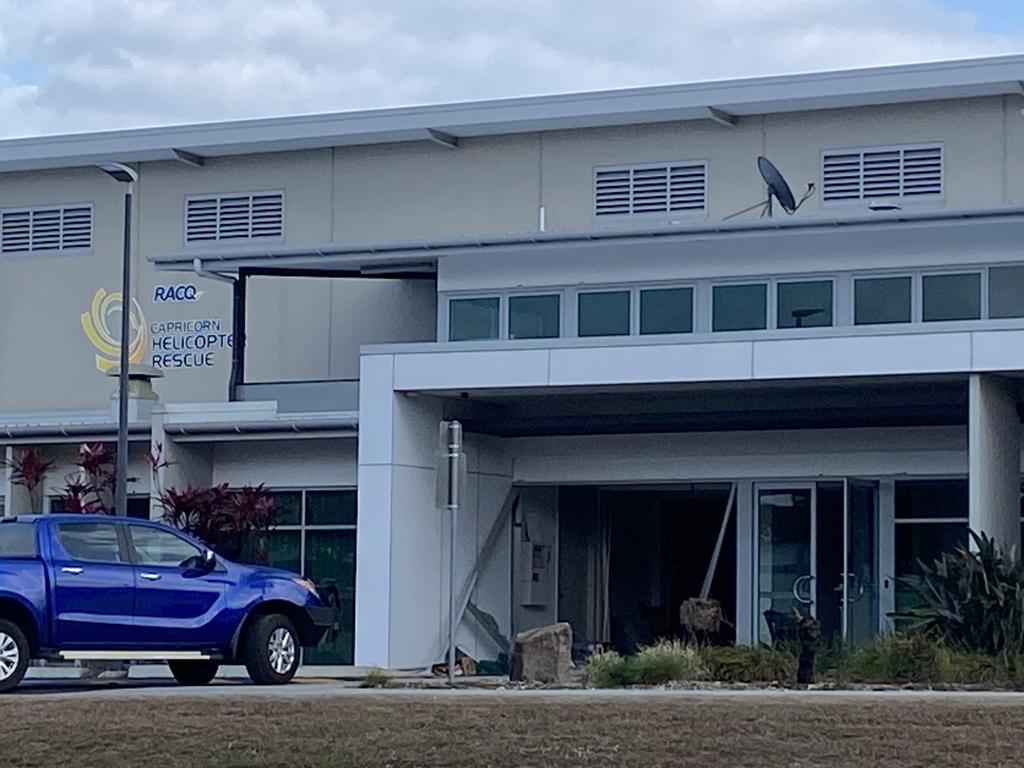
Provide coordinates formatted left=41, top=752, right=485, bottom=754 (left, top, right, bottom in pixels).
left=264, top=487, right=358, bottom=577
left=507, top=291, right=564, bottom=341
left=576, top=287, right=634, bottom=338
left=851, top=272, right=916, bottom=327
left=638, top=283, right=697, bottom=336
left=446, top=294, right=503, bottom=342
left=920, top=268, right=984, bottom=324
left=774, top=277, right=837, bottom=330
left=709, top=279, right=770, bottom=333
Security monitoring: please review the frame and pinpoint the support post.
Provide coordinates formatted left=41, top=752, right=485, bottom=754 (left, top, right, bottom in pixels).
left=443, top=421, right=463, bottom=686
left=968, top=374, right=1022, bottom=557
left=229, top=270, right=248, bottom=401
left=115, top=186, right=133, bottom=517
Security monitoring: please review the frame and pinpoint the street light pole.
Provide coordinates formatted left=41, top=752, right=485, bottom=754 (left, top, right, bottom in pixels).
left=98, top=163, right=138, bottom=517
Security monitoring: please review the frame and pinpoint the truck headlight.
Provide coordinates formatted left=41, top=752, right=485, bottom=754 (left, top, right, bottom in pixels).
left=293, top=577, right=319, bottom=598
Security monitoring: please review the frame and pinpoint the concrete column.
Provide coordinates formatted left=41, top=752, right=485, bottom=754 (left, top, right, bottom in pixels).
left=1, top=446, right=13, bottom=518
left=150, top=408, right=213, bottom=520
left=968, top=374, right=1021, bottom=556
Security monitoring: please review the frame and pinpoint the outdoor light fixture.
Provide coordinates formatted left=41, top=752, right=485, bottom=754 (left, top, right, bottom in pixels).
left=97, top=161, right=138, bottom=517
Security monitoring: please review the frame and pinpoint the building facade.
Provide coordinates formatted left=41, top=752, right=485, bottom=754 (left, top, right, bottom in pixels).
left=1, top=56, right=1023, bottom=668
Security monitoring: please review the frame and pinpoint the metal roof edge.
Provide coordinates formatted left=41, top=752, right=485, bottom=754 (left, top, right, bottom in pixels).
left=2, top=54, right=1023, bottom=172
left=151, top=205, right=1024, bottom=273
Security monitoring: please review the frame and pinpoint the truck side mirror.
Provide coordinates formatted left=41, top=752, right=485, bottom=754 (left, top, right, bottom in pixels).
left=201, top=549, right=216, bottom=571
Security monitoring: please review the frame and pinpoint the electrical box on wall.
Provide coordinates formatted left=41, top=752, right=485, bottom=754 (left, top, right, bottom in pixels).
left=518, top=542, right=552, bottom=607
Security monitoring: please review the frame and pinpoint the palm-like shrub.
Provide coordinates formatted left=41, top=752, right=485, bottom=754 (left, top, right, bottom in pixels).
left=898, top=531, right=1024, bottom=656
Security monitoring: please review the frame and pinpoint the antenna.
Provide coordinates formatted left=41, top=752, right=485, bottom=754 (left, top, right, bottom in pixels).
left=723, top=156, right=815, bottom=220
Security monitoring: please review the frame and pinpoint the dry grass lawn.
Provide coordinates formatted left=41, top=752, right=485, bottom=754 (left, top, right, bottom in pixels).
left=1, top=692, right=1023, bottom=767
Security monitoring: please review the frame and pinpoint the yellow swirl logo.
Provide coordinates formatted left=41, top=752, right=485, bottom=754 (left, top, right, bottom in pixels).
left=81, top=288, right=148, bottom=373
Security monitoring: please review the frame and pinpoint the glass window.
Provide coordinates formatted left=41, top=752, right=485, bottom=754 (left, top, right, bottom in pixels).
left=854, top=276, right=912, bottom=325
left=260, top=529, right=302, bottom=575
left=712, top=284, right=767, bottom=332
left=989, top=266, right=1024, bottom=319
left=777, top=280, right=833, bottom=329
left=922, top=273, right=981, bottom=322
left=271, top=491, right=302, bottom=526
left=304, top=530, right=357, bottom=665
left=578, top=290, right=630, bottom=337
left=0, top=523, right=36, bottom=558
left=130, top=525, right=202, bottom=568
left=508, top=294, right=560, bottom=340
left=307, top=490, right=357, bottom=526
left=448, top=297, right=500, bottom=341
left=640, top=287, right=693, bottom=335
left=57, top=522, right=125, bottom=563
left=895, top=479, right=968, bottom=520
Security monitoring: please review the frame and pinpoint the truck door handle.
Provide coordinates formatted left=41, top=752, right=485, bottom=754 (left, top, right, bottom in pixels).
left=60, top=567, right=84, bottom=575
left=140, top=573, right=161, bottom=581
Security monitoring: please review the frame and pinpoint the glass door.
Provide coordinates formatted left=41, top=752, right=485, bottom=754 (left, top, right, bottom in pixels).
left=756, top=485, right=814, bottom=645
left=844, top=479, right=879, bottom=646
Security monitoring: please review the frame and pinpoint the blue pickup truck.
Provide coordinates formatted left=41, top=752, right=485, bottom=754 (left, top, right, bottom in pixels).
left=0, top=514, right=336, bottom=692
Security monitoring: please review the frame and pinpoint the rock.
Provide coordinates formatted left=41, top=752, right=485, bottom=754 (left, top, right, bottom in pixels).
left=510, top=622, right=572, bottom=684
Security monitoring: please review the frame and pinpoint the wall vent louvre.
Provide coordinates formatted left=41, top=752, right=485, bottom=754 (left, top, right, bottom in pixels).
left=0, top=205, right=93, bottom=254
left=595, top=162, right=706, bottom=217
left=186, top=192, right=284, bottom=243
left=823, top=145, right=942, bottom=202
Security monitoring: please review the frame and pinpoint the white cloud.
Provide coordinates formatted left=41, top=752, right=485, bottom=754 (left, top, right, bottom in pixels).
left=0, top=0, right=1018, bottom=137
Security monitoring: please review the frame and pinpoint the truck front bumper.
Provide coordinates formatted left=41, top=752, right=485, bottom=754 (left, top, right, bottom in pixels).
left=303, top=605, right=339, bottom=647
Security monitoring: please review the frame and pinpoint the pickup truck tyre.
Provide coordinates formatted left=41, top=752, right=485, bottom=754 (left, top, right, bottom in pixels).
left=0, top=619, right=29, bottom=693
left=243, top=614, right=300, bottom=685
left=168, top=660, right=219, bottom=686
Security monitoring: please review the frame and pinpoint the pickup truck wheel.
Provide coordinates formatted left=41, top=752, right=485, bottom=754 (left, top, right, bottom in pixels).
left=168, top=660, right=219, bottom=686
left=0, top=620, right=29, bottom=694
left=243, top=615, right=300, bottom=685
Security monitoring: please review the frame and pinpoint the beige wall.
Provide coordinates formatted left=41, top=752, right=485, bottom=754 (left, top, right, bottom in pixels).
left=1, top=95, right=1020, bottom=414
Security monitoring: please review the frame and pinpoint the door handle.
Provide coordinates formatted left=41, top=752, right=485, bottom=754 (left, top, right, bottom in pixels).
left=139, top=572, right=162, bottom=581
left=60, top=566, right=84, bottom=575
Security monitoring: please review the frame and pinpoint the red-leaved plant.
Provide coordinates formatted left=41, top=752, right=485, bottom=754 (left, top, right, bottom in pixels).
left=56, top=443, right=123, bottom=515
left=2, top=448, right=56, bottom=514
left=160, top=483, right=275, bottom=562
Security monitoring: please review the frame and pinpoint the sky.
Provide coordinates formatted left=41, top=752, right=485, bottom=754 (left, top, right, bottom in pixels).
left=0, top=0, right=1022, bottom=138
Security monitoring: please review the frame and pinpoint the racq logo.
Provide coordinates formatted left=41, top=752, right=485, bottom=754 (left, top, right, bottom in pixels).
left=154, top=284, right=205, bottom=303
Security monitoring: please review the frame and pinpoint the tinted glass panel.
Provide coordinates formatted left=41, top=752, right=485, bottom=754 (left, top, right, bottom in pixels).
left=508, top=294, right=560, bottom=340
left=449, top=297, right=500, bottom=341
left=895, top=479, right=968, bottom=520
left=304, top=530, right=356, bottom=664
left=989, top=266, right=1024, bottom=319
left=854, top=277, right=912, bottom=325
left=0, top=523, right=36, bottom=558
left=777, top=280, right=833, bottom=328
left=895, top=522, right=968, bottom=616
left=264, top=530, right=302, bottom=575
left=578, top=291, right=630, bottom=337
left=640, top=287, right=693, bottom=335
left=922, top=273, right=981, bottom=322
left=57, top=523, right=125, bottom=563
left=270, top=491, right=302, bottom=526
left=712, top=284, right=767, bottom=331
left=306, top=490, right=357, bottom=526
left=130, top=526, right=202, bottom=567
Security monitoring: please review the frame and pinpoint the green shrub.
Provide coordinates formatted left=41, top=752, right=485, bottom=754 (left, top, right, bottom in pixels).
left=360, top=667, right=391, bottom=688
left=584, top=649, right=633, bottom=688
left=845, top=635, right=953, bottom=684
left=899, top=531, right=1024, bottom=656
left=631, top=640, right=709, bottom=684
left=700, top=645, right=796, bottom=683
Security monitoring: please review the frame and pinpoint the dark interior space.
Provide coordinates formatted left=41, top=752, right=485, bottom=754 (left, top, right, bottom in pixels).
left=558, top=485, right=735, bottom=656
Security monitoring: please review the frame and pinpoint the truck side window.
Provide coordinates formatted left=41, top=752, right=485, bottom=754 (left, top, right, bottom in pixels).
left=56, top=523, right=126, bottom=563
left=129, top=526, right=201, bottom=568
left=0, top=523, right=37, bottom=558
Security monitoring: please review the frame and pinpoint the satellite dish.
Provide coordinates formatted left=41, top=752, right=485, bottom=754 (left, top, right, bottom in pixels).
left=757, top=156, right=796, bottom=215
left=723, top=156, right=815, bottom=220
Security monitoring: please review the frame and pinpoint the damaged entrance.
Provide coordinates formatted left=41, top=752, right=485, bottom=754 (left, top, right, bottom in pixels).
left=514, top=484, right=737, bottom=657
